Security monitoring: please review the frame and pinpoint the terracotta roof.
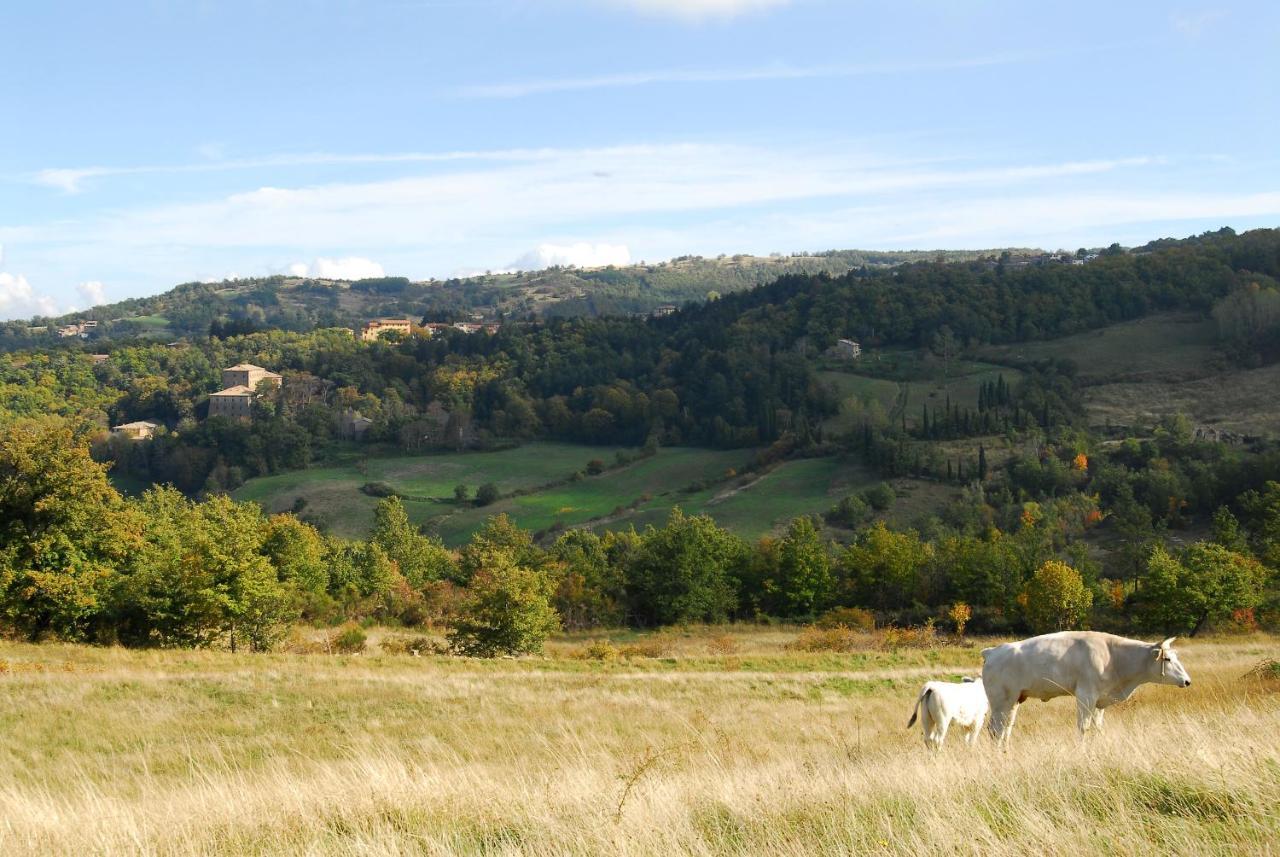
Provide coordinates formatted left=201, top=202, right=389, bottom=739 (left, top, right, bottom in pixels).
left=113, top=421, right=158, bottom=430
left=211, top=385, right=255, bottom=396
left=224, top=363, right=266, bottom=372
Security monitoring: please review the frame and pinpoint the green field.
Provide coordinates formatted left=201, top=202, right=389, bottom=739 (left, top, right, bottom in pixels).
left=232, top=443, right=905, bottom=544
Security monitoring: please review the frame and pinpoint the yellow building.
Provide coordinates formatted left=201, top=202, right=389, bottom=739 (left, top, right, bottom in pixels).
left=361, top=318, right=413, bottom=342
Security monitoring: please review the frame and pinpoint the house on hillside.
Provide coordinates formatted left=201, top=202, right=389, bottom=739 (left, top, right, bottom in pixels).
left=652, top=304, right=678, bottom=318
left=111, top=420, right=158, bottom=440
left=834, top=339, right=862, bottom=360
left=361, top=318, right=413, bottom=341
left=208, top=386, right=256, bottom=420
left=221, top=363, right=282, bottom=391
left=338, top=409, right=374, bottom=440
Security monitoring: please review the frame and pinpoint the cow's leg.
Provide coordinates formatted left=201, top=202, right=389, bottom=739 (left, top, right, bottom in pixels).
left=966, top=719, right=983, bottom=746
left=986, top=688, right=1018, bottom=747
left=934, top=717, right=951, bottom=750
left=1090, top=708, right=1105, bottom=732
left=1075, top=693, right=1099, bottom=739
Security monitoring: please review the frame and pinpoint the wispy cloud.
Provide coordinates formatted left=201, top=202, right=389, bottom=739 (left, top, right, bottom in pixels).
left=30, top=148, right=570, bottom=193
left=453, top=52, right=1045, bottom=99
left=1172, top=9, right=1227, bottom=37
left=600, top=0, right=791, bottom=22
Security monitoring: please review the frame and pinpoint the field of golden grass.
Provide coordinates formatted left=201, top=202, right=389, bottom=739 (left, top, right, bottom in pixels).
left=0, top=629, right=1276, bottom=856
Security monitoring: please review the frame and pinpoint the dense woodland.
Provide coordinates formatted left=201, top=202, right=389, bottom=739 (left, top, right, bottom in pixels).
left=1, top=227, right=1279, bottom=650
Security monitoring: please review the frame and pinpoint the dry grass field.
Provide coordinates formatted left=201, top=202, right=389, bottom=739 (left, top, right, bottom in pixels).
left=0, top=629, right=1276, bottom=856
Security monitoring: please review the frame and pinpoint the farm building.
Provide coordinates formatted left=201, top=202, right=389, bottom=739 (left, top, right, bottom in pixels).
left=835, top=339, right=862, bottom=359
left=208, top=386, right=256, bottom=420
left=361, top=318, right=413, bottom=341
left=111, top=420, right=158, bottom=440
left=221, top=363, right=282, bottom=391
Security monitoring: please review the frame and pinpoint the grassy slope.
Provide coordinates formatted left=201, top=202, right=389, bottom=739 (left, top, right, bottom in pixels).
left=979, top=313, right=1280, bottom=435
left=0, top=632, right=1274, bottom=856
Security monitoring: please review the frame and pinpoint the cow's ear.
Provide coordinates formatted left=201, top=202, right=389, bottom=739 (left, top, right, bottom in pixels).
left=1161, top=636, right=1177, bottom=650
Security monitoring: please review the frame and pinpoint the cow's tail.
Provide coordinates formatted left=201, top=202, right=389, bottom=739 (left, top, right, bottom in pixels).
left=907, top=687, right=932, bottom=728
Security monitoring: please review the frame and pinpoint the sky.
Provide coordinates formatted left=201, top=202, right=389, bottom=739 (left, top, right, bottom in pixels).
left=1, top=0, right=1278, bottom=319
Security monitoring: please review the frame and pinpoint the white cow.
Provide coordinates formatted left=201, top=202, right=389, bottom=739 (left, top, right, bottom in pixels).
left=906, top=676, right=989, bottom=749
left=981, top=631, right=1191, bottom=745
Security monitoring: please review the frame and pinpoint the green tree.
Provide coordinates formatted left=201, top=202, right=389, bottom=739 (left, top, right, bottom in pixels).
left=0, top=419, right=142, bottom=641
left=371, top=496, right=456, bottom=587
left=475, top=482, right=501, bottom=507
left=626, top=508, right=746, bottom=626
left=453, top=483, right=470, bottom=504
left=839, top=522, right=931, bottom=611
left=1023, top=560, right=1092, bottom=633
left=773, top=516, right=834, bottom=616
left=548, top=529, right=625, bottom=630
left=1140, top=542, right=1266, bottom=636
left=448, top=551, right=559, bottom=657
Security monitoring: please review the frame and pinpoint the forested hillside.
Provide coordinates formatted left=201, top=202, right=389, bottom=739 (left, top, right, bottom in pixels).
left=0, top=248, right=1014, bottom=344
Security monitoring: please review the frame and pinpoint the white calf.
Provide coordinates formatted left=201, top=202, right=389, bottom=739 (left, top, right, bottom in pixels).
left=906, top=677, right=989, bottom=750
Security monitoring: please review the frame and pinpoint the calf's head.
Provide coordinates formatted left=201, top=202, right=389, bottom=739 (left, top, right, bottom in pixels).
left=1152, top=637, right=1191, bottom=687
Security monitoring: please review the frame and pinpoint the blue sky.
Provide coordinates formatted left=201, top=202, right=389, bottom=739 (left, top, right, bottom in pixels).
left=1, top=0, right=1277, bottom=319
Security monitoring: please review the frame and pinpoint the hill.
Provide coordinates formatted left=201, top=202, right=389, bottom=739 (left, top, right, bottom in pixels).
left=1, top=247, right=1031, bottom=345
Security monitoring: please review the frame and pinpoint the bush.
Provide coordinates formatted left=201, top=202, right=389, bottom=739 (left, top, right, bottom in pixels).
left=863, top=482, right=896, bottom=511
left=475, top=482, right=501, bottom=507
left=380, top=634, right=445, bottom=656
left=448, top=553, right=560, bottom=657
left=579, top=639, right=620, bottom=661
left=706, top=634, right=741, bottom=655
left=360, top=482, right=397, bottom=498
left=815, top=606, right=876, bottom=631
left=330, top=623, right=368, bottom=654
left=586, top=459, right=606, bottom=475
left=826, top=494, right=871, bottom=528
left=453, top=484, right=470, bottom=504
left=786, top=625, right=865, bottom=652
left=878, top=621, right=937, bottom=651
left=618, top=638, right=671, bottom=659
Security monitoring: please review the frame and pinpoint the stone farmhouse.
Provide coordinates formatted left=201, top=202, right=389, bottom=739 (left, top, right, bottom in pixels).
left=208, top=363, right=281, bottom=420
left=835, top=339, right=862, bottom=359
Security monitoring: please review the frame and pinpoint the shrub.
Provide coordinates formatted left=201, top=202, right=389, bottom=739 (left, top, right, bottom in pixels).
left=815, top=606, right=876, bottom=632
left=360, top=482, right=397, bottom=498
left=706, top=634, right=741, bottom=655
left=380, top=634, right=445, bottom=656
left=878, top=620, right=937, bottom=651
left=586, top=459, right=606, bottom=475
left=475, top=483, right=501, bottom=507
left=618, top=638, right=671, bottom=659
left=580, top=639, right=620, bottom=661
left=453, top=484, right=471, bottom=504
left=787, top=625, right=863, bottom=653
left=330, top=623, right=368, bottom=654
left=948, top=602, right=972, bottom=638
left=863, top=482, right=896, bottom=511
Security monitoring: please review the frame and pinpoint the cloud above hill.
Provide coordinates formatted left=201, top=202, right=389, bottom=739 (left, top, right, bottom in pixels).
left=0, top=272, right=59, bottom=319
left=510, top=243, right=632, bottom=270
left=287, top=257, right=386, bottom=280
left=76, top=280, right=107, bottom=307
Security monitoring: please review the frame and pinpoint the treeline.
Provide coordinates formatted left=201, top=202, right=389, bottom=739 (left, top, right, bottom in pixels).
left=3, top=419, right=1276, bottom=655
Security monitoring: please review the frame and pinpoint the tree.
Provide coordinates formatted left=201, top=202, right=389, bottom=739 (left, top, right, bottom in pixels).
left=448, top=551, right=559, bottom=657
left=1023, top=560, right=1092, bottom=633
left=1140, top=543, right=1266, bottom=636
left=475, top=482, right=501, bottom=507
left=0, top=419, right=143, bottom=641
left=548, top=529, right=625, bottom=630
left=839, top=522, right=932, bottom=611
left=453, top=484, right=471, bottom=504
left=625, top=508, right=746, bottom=626
left=772, top=516, right=834, bottom=616
left=371, top=496, right=456, bottom=587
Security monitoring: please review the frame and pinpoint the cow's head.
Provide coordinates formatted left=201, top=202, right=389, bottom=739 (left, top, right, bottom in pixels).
left=1153, top=637, right=1191, bottom=687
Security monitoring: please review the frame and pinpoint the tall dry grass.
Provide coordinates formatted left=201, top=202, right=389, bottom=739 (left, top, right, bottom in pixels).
left=0, top=632, right=1275, bottom=855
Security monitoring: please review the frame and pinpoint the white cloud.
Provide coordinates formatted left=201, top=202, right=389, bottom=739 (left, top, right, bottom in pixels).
left=30, top=148, right=566, bottom=193
left=76, top=280, right=107, bottom=307
left=510, top=243, right=632, bottom=270
left=604, top=0, right=791, bottom=22
left=454, top=53, right=1038, bottom=99
left=1172, top=9, right=1227, bottom=37
left=0, top=272, right=60, bottom=319
left=288, top=257, right=387, bottom=280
